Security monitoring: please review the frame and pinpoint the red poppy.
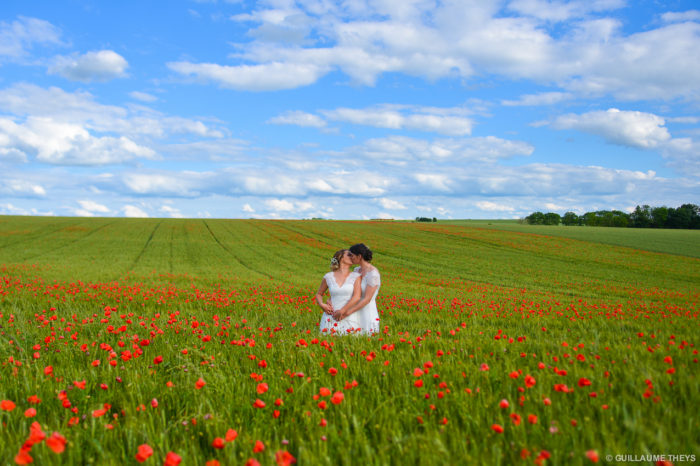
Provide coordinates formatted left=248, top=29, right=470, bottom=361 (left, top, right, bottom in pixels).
left=1, top=400, right=16, bottom=411
left=499, top=399, right=509, bottom=409
left=135, top=444, right=153, bottom=463
left=491, top=424, right=504, bottom=433
left=510, top=413, right=522, bottom=425
left=257, top=383, right=269, bottom=394
left=46, top=432, right=67, bottom=454
left=331, top=392, right=344, bottom=405
left=164, top=452, right=182, bottom=466
left=225, top=429, right=238, bottom=442
left=195, top=378, right=206, bottom=389
left=212, top=437, right=225, bottom=449
left=275, top=450, right=297, bottom=466
left=253, top=440, right=265, bottom=453
left=253, top=399, right=266, bottom=409
left=586, top=450, right=599, bottom=463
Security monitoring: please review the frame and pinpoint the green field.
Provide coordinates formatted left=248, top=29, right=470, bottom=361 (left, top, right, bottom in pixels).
left=0, top=216, right=698, bottom=465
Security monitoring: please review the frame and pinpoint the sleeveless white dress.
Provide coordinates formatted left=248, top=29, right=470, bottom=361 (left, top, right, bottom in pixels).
left=319, top=270, right=362, bottom=335
left=355, top=267, right=381, bottom=335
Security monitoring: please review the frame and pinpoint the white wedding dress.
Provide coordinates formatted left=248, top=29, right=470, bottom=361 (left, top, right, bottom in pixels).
left=319, top=270, right=362, bottom=335
left=354, top=267, right=381, bottom=335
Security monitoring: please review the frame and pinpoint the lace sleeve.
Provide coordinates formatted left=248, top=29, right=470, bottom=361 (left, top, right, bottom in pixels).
left=365, top=269, right=381, bottom=287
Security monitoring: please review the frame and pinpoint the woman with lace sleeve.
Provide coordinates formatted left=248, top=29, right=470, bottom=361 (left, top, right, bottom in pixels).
left=333, top=243, right=380, bottom=335
left=315, top=249, right=362, bottom=335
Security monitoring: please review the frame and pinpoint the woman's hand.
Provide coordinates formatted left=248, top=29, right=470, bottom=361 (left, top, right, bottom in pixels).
left=321, top=302, right=334, bottom=315
left=332, top=309, right=345, bottom=321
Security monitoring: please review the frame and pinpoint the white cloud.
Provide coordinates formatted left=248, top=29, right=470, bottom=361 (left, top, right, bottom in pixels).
left=414, top=173, right=452, bottom=192
left=159, top=205, right=184, bottom=218
left=0, top=116, right=156, bottom=165
left=77, top=200, right=110, bottom=213
left=507, top=0, right=625, bottom=22
left=268, top=111, right=326, bottom=127
left=242, top=203, right=255, bottom=212
left=551, top=108, right=671, bottom=149
left=377, top=198, right=406, bottom=210
left=167, top=60, right=328, bottom=91
left=48, top=50, right=128, bottom=82
left=166, top=3, right=700, bottom=102
left=357, top=135, right=533, bottom=162
left=322, top=105, right=474, bottom=136
left=123, top=205, right=149, bottom=217
left=475, top=201, right=515, bottom=212
left=265, top=199, right=295, bottom=211
left=502, top=92, right=573, bottom=106
left=0, top=178, right=46, bottom=197
left=129, top=91, right=158, bottom=102
left=0, top=16, right=62, bottom=59
left=661, top=10, right=700, bottom=23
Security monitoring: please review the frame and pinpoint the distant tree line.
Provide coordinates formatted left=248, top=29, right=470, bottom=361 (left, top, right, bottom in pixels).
left=524, top=204, right=700, bottom=229
left=415, top=217, right=437, bottom=222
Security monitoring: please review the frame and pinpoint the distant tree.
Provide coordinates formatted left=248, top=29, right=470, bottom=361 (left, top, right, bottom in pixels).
left=666, top=204, right=700, bottom=229
left=561, top=212, right=579, bottom=226
left=651, top=206, right=669, bottom=228
left=432, top=217, right=437, bottom=222
left=526, top=212, right=545, bottom=225
left=415, top=217, right=433, bottom=222
left=543, top=212, right=561, bottom=225
left=629, top=205, right=652, bottom=228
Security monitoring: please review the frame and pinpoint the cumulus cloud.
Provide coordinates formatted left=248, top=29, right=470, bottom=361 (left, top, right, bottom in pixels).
left=167, top=60, right=328, bottom=91
left=129, top=91, right=158, bottom=102
left=476, top=201, right=515, bottom=212
left=377, top=198, right=406, bottom=210
left=662, top=10, right=700, bottom=23
left=502, top=92, right=573, bottom=106
left=0, top=16, right=62, bottom=59
left=551, top=108, right=672, bottom=149
left=268, top=111, right=326, bottom=127
left=0, top=116, right=156, bottom=165
left=159, top=205, right=184, bottom=218
left=77, top=200, right=110, bottom=213
left=355, top=135, right=533, bottom=163
left=0, top=178, right=46, bottom=197
left=167, top=3, right=700, bottom=101
left=123, top=205, right=148, bottom=217
left=48, top=50, right=128, bottom=82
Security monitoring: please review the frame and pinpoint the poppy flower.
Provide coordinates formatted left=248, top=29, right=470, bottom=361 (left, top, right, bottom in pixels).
left=24, top=407, right=37, bottom=418
left=253, top=440, right=265, bottom=453
left=491, top=424, right=504, bottom=433
left=499, top=399, right=509, bottom=409
left=46, top=432, right=67, bottom=454
left=525, top=375, right=536, bottom=388
left=225, top=429, right=238, bottom=442
left=212, top=437, right=225, bottom=449
left=578, top=378, right=591, bottom=387
left=510, top=413, right=522, bottom=425
left=275, top=450, right=297, bottom=466
left=528, top=414, right=538, bottom=424
left=195, top=378, right=206, bottom=389
left=331, top=392, right=344, bottom=405
left=135, top=444, right=153, bottom=463
left=253, top=399, right=266, bottom=409
left=1, top=400, right=16, bottom=411
left=586, top=450, right=599, bottom=463
left=164, top=452, right=182, bottom=466
left=257, top=383, right=269, bottom=394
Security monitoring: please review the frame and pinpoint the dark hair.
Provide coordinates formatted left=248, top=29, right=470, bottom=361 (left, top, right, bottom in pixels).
left=349, top=243, right=372, bottom=262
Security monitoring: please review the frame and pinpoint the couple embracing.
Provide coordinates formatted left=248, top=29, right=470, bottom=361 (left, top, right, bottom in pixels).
left=315, top=243, right=381, bottom=335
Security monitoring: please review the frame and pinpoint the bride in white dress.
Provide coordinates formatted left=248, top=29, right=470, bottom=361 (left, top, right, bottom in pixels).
left=333, top=243, right=380, bottom=335
left=315, top=249, right=362, bottom=335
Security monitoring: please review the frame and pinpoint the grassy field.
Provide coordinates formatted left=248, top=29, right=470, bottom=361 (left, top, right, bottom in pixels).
left=0, top=216, right=698, bottom=465
left=441, top=219, right=700, bottom=258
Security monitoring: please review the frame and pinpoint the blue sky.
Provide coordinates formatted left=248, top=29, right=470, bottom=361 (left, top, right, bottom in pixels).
left=1, top=0, right=699, bottom=219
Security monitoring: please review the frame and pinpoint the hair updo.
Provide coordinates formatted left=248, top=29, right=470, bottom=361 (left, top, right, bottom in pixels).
left=349, top=243, right=372, bottom=262
left=330, top=249, right=346, bottom=271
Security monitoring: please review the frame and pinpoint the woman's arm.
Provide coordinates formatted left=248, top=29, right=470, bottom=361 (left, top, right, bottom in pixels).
left=315, top=279, right=333, bottom=315
left=336, top=283, right=378, bottom=320
left=333, top=278, right=362, bottom=321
